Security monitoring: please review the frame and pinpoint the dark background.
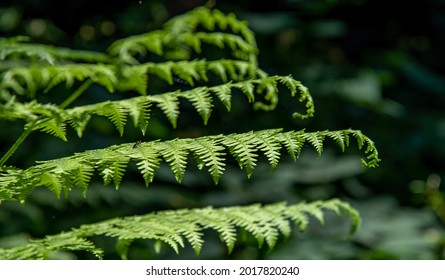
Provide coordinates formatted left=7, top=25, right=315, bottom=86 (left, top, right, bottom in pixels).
left=1, top=0, right=444, bottom=259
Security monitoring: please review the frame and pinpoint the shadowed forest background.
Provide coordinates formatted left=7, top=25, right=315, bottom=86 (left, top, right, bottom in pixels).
left=0, top=0, right=444, bottom=259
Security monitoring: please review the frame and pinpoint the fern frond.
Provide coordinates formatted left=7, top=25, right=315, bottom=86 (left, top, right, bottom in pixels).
left=0, top=39, right=111, bottom=64
left=0, top=64, right=117, bottom=97
left=0, top=234, right=103, bottom=260
left=0, top=199, right=360, bottom=259
left=1, top=55, right=257, bottom=98
left=0, top=128, right=380, bottom=202
left=0, top=42, right=55, bottom=64
left=108, top=6, right=257, bottom=64
left=1, top=75, right=315, bottom=138
left=166, top=6, right=257, bottom=48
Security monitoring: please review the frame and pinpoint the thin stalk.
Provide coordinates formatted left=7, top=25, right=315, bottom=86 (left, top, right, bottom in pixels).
left=60, top=79, right=93, bottom=109
left=0, top=80, right=92, bottom=167
left=0, top=119, right=36, bottom=167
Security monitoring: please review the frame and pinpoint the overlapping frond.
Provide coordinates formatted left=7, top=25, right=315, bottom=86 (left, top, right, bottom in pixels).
left=0, top=199, right=360, bottom=259
left=0, top=64, right=117, bottom=98
left=0, top=128, right=380, bottom=202
left=0, top=59, right=259, bottom=99
left=108, top=6, right=257, bottom=64
left=0, top=39, right=111, bottom=65
left=0, top=75, right=314, bottom=137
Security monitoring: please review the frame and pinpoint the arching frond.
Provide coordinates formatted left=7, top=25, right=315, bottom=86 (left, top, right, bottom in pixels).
left=0, top=199, right=360, bottom=260
left=0, top=64, right=117, bottom=98
left=1, top=75, right=314, bottom=139
left=108, top=7, right=257, bottom=64
left=0, top=59, right=259, bottom=98
left=0, top=40, right=111, bottom=65
left=0, top=128, right=380, bottom=202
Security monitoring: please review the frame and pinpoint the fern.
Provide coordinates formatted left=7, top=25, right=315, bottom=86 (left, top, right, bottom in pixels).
left=0, top=199, right=359, bottom=260
left=108, top=7, right=257, bottom=64
left=0, top=128, right=379, bottom=202
left=0, top=75, right=314, bottom=138
left=0, top=59, right=257, bottom=99
left=0, top=6, right=380, bottom=260
left=0, top=37, right=111, bottom=65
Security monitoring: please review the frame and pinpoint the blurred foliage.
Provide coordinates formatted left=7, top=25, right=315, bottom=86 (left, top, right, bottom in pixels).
left=1, top=0, right=444, bottom=259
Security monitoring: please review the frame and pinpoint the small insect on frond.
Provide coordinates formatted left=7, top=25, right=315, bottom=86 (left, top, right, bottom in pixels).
left=133, top=140, right=142, bottom=148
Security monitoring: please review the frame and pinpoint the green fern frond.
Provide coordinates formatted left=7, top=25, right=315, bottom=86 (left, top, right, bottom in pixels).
left=0, top=39, right=111, bottom=64
left=0, top=64, right=117, bottom=97
left=107, top=31, right=164, bottom=64
left=1, top=58, right=257, bottom=98
left=108, top=6, right=257, bottom=64
left=0, top=42, right=55, bottom=65
left=167, top=6, right=257, bottom=48
left=1, top=75, right=314, bottom=139
left=0, top=199, right=360, bottom=259
left=0, top=234, right=103, bottom=260
left=0, top=128, right=380, bottom=202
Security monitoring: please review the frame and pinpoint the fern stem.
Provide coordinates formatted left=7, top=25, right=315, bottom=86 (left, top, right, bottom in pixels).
left=60, top=79, right=93, bottom=109
left=0, top=119, right=37, bottom=167
left=0, top=81, right=92, bottom=167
